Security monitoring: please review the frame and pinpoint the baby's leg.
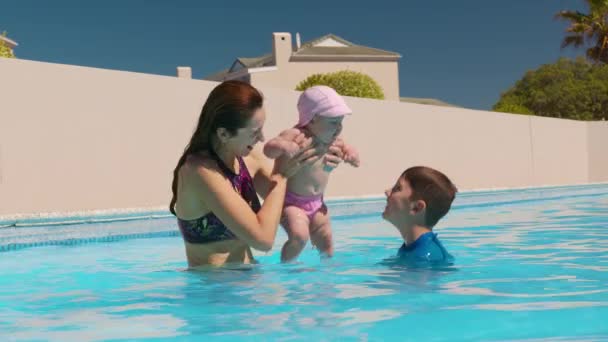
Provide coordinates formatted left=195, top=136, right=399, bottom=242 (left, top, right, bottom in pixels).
left=280, top=206, right=311, bottom=262
left=310, top=205, right=333, bottom=257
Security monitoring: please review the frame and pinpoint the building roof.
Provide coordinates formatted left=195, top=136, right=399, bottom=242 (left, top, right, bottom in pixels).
left=204, top=68, right=229, bottom=82
left=236, top=54, right=274, bottom=68
left=293, top=34, right=400, bottom=58
left=400, top=97, right=461, bottom=108
left=205, top=54, right=274, bottom=81
left=0, top=35, right=18, bottom=49
left=203, top=33, right=400, bottom=81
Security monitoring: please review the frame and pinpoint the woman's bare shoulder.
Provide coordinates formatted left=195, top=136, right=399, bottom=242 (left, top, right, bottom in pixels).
left=181, top=152, right=221, bottom=178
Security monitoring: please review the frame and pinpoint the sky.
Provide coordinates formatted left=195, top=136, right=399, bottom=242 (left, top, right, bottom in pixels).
left=1, top=0, right=585, bottom=110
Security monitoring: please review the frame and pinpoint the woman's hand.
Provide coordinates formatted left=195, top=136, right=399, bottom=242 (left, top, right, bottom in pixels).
left=285, top=131, right=312, bottom=158
left=272, top=134, right=320, bottom=178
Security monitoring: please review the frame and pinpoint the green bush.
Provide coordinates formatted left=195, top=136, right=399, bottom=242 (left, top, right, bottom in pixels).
left=296, top=70, right=385, bottom=100
left=493, top=57, right=608, bottom=120
left=493, top=98, right=533, bottom=116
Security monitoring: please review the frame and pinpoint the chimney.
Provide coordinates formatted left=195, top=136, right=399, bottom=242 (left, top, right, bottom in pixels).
left=296, top=32, right=301, bottom=50
left=272, top=32, right=292, bottom=68
left=176, top=66, right=192, bottom=79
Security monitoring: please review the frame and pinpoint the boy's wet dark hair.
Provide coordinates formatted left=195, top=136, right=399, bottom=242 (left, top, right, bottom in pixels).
left=401, top=166, right=458, bottom=227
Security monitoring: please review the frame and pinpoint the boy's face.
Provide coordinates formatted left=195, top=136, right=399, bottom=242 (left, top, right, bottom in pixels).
left=306, top=116, right=343, bottom=144
left=383, top=177, right=426, bottom=227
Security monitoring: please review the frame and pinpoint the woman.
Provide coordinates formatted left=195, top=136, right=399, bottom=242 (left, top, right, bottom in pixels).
left=170, top=81, right=342, bottom=267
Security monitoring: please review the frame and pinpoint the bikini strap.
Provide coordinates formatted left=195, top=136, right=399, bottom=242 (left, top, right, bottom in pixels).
left=209, top=149, right=238, bottom=177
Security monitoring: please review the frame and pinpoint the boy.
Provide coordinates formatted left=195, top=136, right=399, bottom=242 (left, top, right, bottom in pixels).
left=383, top=166, right=457, bottom=266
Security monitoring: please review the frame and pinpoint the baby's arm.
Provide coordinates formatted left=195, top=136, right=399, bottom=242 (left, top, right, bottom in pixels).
left=335, top=138, right=360, bottom=167
left=263, top=128, right=302, bottom=159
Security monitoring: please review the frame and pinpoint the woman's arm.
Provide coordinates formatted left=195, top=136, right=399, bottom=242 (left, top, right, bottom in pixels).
left=250, top=147, right=275, bottom=199
left=256, top=130, right=314, bottom=198
left=187, top=146, right=319, bottom=251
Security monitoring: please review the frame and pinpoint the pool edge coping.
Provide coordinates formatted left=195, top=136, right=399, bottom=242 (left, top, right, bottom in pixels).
left=2, top=181, right=607, bottom=228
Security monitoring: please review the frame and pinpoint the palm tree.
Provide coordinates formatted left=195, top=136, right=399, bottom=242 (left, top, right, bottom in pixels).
left=555, top=0, right=608, bottom=64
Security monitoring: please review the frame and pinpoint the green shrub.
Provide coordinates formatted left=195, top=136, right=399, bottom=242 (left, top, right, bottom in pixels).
left=493, top=57, right=608, bottom=120
left=296, top=70, right=384, bottom=100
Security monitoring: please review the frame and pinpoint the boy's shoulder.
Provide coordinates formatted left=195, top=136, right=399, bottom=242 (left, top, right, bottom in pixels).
left=398, top=232, right=454, bottom=266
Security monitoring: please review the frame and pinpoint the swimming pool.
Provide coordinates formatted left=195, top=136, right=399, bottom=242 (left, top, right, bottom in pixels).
left=1, top=184, right=607, bottom=341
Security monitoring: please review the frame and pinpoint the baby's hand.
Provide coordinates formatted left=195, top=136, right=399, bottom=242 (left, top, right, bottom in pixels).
left=343, top=145, right=360, bottom=168
left=323, top=139, right=344, bottom=170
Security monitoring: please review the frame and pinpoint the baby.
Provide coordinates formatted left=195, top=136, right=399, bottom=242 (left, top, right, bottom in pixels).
left=264, top=86, right=360, bottom=262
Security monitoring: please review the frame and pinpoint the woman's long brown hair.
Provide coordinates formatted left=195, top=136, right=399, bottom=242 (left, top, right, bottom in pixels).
left=169, top=80, right=263, bottom=215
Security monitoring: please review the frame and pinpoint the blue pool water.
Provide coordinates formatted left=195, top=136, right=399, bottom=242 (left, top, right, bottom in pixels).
left=1, top=185, right=607, bottom=341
